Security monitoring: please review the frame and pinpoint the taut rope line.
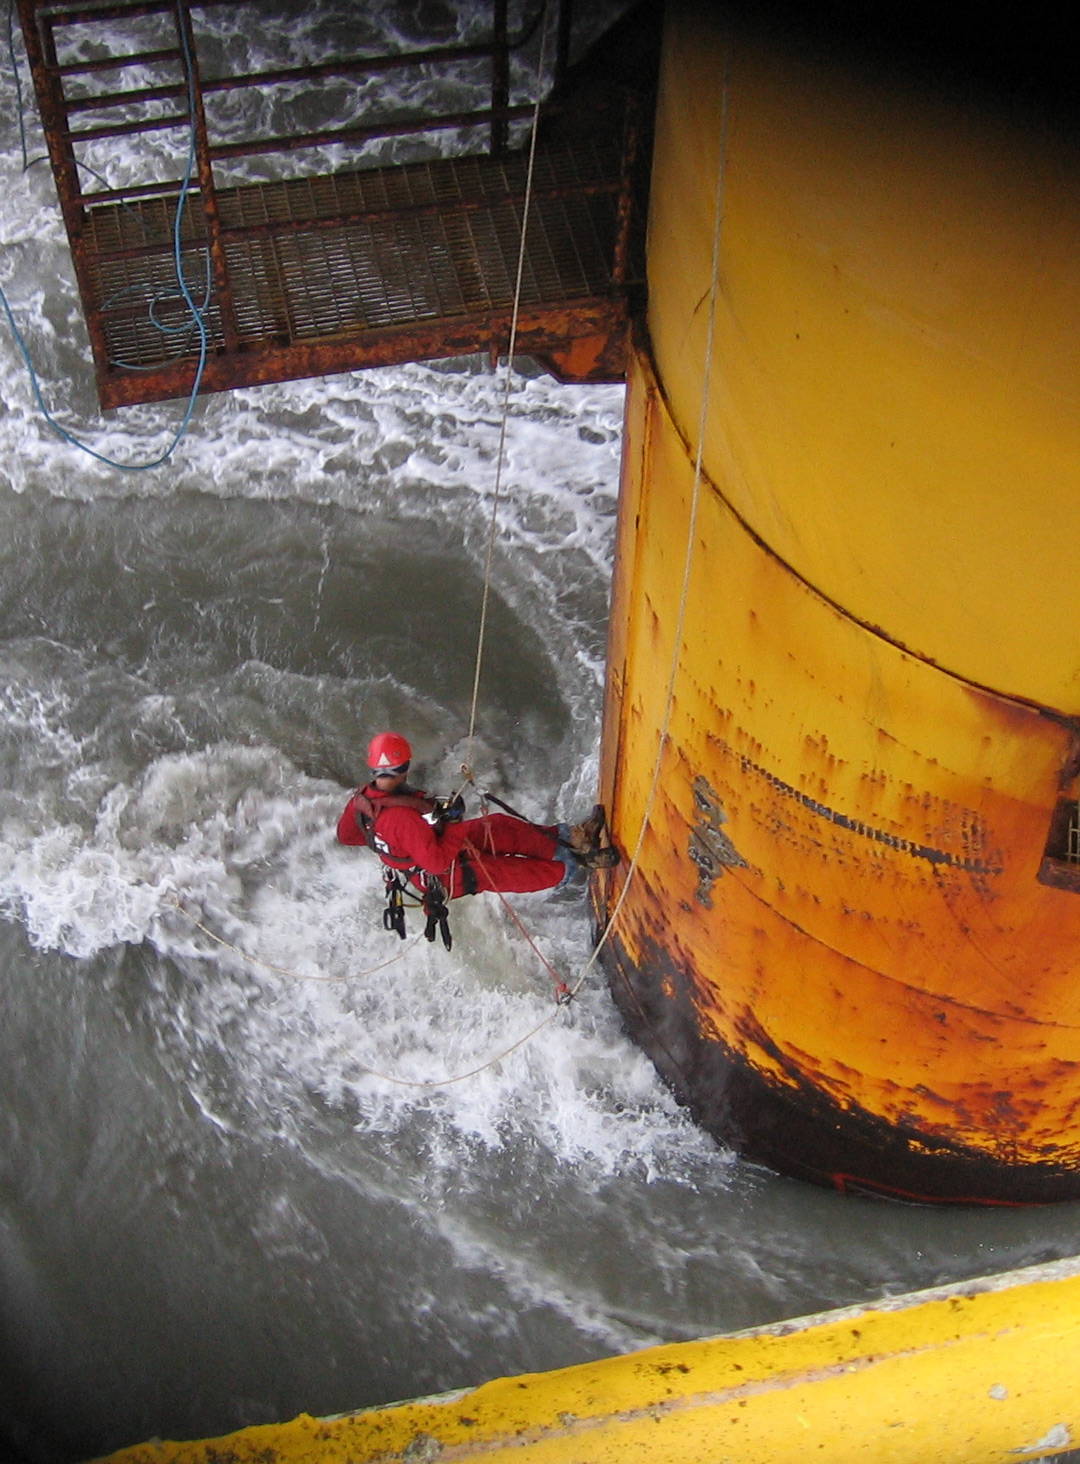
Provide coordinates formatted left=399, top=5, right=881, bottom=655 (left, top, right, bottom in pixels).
left=169, top=42, right=731, bottom=1094
left=397, top=56, right=734, bottom=1071
left=557, top=54, right=732, bottom=1010
left=463, top=2, right=552, bottom=768
left=375, top=49, right=734, bottom=1077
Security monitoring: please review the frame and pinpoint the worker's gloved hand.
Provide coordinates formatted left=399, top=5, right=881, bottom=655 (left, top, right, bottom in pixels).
left=423, top=796, right=465, bottom=828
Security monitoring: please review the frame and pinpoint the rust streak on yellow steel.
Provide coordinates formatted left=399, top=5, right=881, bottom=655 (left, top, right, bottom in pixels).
left=604, top=356, right=1080, bottom=1152
left=94, top=1259, right=1080, bottom=1463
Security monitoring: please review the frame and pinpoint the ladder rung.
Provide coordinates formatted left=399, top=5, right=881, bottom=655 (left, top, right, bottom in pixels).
left=65, top=82, right=187, bottom=114
left=57, top=48, right=183, bottom=78
left=42, top=1, right=179, bottom=27
left=69, top=112, right=189, bottom=143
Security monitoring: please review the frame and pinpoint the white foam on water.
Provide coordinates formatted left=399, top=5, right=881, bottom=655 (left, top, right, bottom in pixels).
left=0, top=622, right=713, bottom=1190
left=158, top=782, right=706, bottom=1181
left=0, top=0, right=714, bottom=1293
left=11, top=24, right=1080, bottom=1464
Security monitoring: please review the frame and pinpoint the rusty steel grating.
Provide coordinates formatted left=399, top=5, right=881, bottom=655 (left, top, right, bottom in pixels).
left=18, top=0, right=655, bottom=406
left=82, top=142, right=625, bottom=361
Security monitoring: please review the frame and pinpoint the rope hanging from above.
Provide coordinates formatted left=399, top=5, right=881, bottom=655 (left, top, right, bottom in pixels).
left=163, top=25, right=735, bottom=1094
left=559, top=54, right=734, bottom=1032
left=463, top=0, right=553, bottom=773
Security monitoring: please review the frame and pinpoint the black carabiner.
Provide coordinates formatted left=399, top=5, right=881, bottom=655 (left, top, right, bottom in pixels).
left=383, top=875, right=407, bottom=939
left=421, top=878, right=452, bottom=952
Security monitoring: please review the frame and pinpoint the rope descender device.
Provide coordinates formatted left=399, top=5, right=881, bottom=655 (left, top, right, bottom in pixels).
left=382, top=871, right=408, bottom=940
left=421, top=876, right=453, bottom=951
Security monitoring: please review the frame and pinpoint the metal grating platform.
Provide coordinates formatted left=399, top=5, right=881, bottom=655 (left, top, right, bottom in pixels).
left=17, top=0, right=654, bottom=408
left=84, top=141, right=626, bottom=363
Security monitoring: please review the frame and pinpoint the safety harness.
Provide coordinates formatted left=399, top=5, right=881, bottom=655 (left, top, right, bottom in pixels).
left=348, top=784, right=472, bottom=950
left=349, top=786, right=437, bottom=866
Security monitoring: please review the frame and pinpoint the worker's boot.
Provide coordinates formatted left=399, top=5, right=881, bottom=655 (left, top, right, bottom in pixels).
left=566, top=805, right=620, bottom=868
left=566, top=804, right=606, bottom=855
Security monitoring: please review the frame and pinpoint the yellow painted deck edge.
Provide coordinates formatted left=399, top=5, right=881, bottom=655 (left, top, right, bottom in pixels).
left=95, top=1257, right=1080, bottom=1463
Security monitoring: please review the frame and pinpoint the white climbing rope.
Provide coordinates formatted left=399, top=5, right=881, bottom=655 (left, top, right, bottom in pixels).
left=169, top=896, right=422, bottom=983
left=561, top=53, right=733, bottom=1003
left=169, top=894, right=565, bottom=1090
left=168, top=41, right=735, bottom=1093
left=463, top=3, right=553, bottom=765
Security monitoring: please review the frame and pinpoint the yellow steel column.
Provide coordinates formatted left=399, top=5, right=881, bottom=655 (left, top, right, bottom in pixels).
left=593, top=0, right=1080, bottom=1201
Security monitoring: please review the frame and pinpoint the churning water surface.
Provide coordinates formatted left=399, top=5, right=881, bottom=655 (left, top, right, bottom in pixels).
left=3, top=5, right=1080, bottom=1462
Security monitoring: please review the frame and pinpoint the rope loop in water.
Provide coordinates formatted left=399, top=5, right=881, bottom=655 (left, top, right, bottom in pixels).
left=167, top=890, right=572, bottom=1090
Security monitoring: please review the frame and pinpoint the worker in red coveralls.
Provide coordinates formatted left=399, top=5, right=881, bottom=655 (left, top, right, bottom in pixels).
left=336, top=731, right=617, bottom=903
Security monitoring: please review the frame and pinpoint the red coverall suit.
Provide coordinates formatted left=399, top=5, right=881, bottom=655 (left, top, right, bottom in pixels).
left=336, top=783, right=567, bottom=897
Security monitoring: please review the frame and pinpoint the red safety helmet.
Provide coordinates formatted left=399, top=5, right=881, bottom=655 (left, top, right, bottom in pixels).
left=367, top=731, right=412, bottom=771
